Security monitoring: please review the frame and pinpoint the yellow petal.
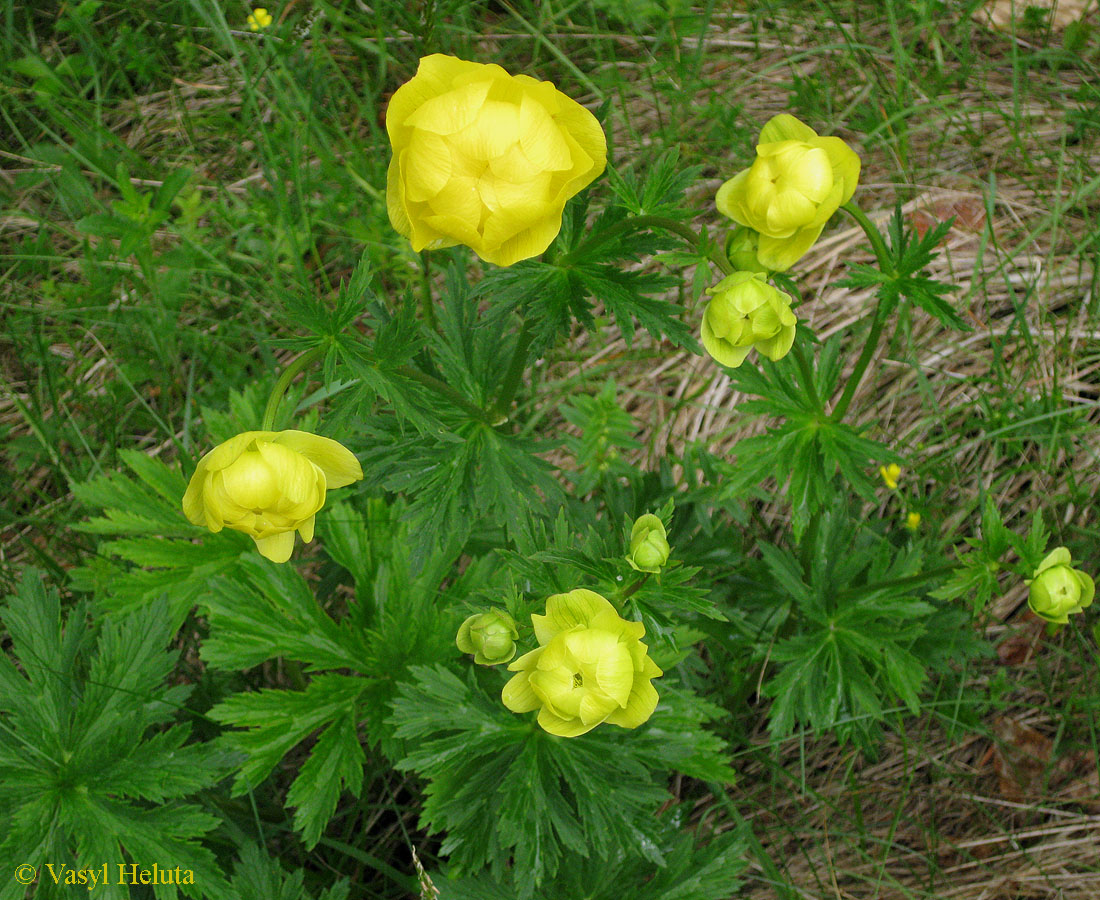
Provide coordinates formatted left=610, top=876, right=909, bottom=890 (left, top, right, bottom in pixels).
left=578, top=691, right=617, bottom=726
left=603, top=677, right=659, bottom=729
left=758, top=113, right=818, bottom=144
left=255, top=440, right=320, bottom=507
left=297, top=515, right=316, bottom=544
left=200, top=431, right=273, bottom=473
left=429, top=176, right=484, bottom=230
left=507, top=646, right=544, bottom=673
left=274, top=431, right=363, bottom=488
left=402, top=79, right=491, bottom=136
left=701, top=314, right=753, bottom=369
left=182, top=470, right=207, bottom=526
left=385, top=54, right=486, bottom=137
left=218, top=450, right=280, bottom=510
left=254, top=530, right=296, bottom=563
left=502, top=671, right=541, bottom=713
left=449, top=99, right=521, bottom=160
left=815, top=135, right=861, bottom=203
left=480, top=211, right=563, bottom=267
left=756, top=224, right=824, bottom=271
left=403, top=130, right=453, bottom=202
left=518, top=93, right=572, bottom=172
left=551, top=99, right=606, bottom=178
left=593, top=644, right=634, bottom=707
left=385, top=155, right=412, bottom=239
left=537, top=706, right=595, bottom=738
left=534, top=589, right=616, bottom=645
left=715, top=169, right=751, bottom=225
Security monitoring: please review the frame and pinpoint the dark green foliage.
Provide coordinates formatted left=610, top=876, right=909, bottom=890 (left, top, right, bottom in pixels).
left=0, top=571, right=228, bottom=900
left=389, top=664, right=735, bottom=899
left=227, top=844, right=350, bottom=900
left=68, top=449, right=252, bottom=622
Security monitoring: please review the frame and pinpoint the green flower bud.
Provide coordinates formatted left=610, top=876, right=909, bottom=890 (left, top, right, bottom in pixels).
left=701, top=271, right=797, bottom=369
left=724, top=225, right=770, bottom=275
left=1026, top=547, right=1094, bottom=625
left=456, top=609, right=519, bottom=665
left=627, top=513, right=671, bottom=574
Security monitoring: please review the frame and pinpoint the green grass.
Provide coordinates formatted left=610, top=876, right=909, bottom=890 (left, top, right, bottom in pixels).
left=3, top=0, right=1100, bottom=897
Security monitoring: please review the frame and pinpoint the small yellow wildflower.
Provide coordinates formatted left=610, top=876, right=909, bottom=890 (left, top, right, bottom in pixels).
left=879, top=463, right=901, bottom=490
left=905, top=512, right=921, bottom=531
left=247, top=7, right=273, bottom=30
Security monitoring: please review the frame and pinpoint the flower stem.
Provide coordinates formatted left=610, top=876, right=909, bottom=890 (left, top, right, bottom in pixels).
left=489, top=320, right=536, bottom=424
left=829, top=303, right=885, bottom=424
left=261, top=345, right=327, bottom=431
left=420, top=250, right=438, bottom=332
left=828, top=202, right=897, bottom=424
left=790, top=341, right=822, bottom=414
left=396, top=364, right=497, bottom=426
left=841, top=201, right=894, bottom=274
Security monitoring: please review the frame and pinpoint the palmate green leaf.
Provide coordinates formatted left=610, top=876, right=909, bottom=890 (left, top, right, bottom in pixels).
left=228, top=844, right=350, bottom=900
left=68, top=449, right=251, bottom=619
left=208, top=675, right=368, bottom=798
left=840, top=210, right=969, bottom=331
left=359, top=417, right=563, bottom=565
left=605, top=148, right=705, bottom=220
left=200, top=556, right=371, bottom=672
left=284, top=710, right=365, bottom=849
left=392, top=665, right=719, bottom=899
left=0, top=570, right=229, bottom=900
left=437, top=811, right=747, bottom=900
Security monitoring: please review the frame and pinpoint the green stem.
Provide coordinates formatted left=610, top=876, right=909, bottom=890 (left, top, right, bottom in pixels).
left=841, top=201, right=894, bottom=274
left=790, top=341, right=822, bottom=414
left=489, top=320, right=537, bottom=424
left=829, top=304, right=886, bottom=424
left=396, top=364, right=496, bottom=426
left=261, top=346, right=326, bottom=430
left=619, top=574, right=650, bottom=603
left=420, top=250, right=437, bottom=332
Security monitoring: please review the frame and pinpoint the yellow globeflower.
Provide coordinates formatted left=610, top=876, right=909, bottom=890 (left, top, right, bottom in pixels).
left=905, top=512, right=921, bottom=531
left=246, top=7, right=273, bottom=31
left=385, top=54, right=607, bottom=267
left=182, top=430, right=362, bottom=563
left=502, top=589, right=662, bottom=738
left=1026, top=547, right=1095, bottom=625
left=879, top=463, right=901, bottom=490
left=716, top=114, right=860, bottom=271
left=700, top=271, right=797, bottom=369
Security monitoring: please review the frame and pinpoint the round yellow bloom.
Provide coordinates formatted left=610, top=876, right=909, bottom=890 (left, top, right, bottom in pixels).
left=626, top=514, right=670, bottom=574
left=247, top=7, right=273, bottom=31
left=905, top=512, right=921, bottom=531
left=502, top=589, right=662, bottom=738
left=385, top=54, right=607, bottom=267
left=701, top=271, right=797, bottom=369
left=1026, top=547, right=1094, bottom=625
left=182, top=430, right=362, bottom=563
left=716, top=114, right=860, bottom=271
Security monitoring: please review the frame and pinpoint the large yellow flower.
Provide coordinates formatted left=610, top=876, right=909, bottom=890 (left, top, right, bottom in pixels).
left=385, top=54, right=607, bottom=267
left=182, top=430, right=362, bottom=563
left=716, top=114, right=860, bottom=271
left=502, top=589, right=662, bottom=738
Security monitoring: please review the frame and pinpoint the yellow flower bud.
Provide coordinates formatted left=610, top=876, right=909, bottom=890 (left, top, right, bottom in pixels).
left=716, top=114, right=860, bottom=271
left=905, top=512, right=921, bottom=531
left=182, top=430, right=363, bottom=563
left=502, top=589, right=662, bottom=738
left=1026, top=547, right=1094, bottom=625
left=385, top=54, right=607, bottom=267
left=247, top=7, right=273, bottom=30
left=456, top=610, right=519, bottom=665
left=626, top=514, right=670, bottom=574
left=879, top=463, right=901, bottom=490
left=700, top=271, right=797, bottom=369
